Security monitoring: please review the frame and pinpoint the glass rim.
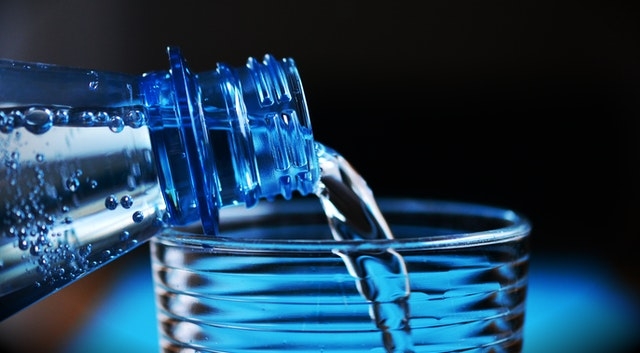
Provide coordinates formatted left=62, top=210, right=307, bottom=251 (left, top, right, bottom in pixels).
left=154, top=197, right=531, bottom=252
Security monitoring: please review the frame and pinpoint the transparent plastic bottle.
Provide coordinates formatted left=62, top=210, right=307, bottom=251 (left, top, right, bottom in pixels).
left=0, top=46, right=319, bottom=320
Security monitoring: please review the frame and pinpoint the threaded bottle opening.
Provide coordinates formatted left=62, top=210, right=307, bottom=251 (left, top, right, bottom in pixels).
left=206, top=54, right=319, bottom=205
left=143, top=47, right=319, bottom=234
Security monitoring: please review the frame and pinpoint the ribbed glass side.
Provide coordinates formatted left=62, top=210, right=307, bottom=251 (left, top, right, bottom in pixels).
left=151, top=198, right=530, bottom=353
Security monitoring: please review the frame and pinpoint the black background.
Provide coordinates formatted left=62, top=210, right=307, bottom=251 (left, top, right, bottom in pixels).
left=0, top=0, right=638, bottom=352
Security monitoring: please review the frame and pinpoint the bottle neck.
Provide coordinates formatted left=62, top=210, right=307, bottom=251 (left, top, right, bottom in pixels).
left=141, top=47, right=319, bottom=234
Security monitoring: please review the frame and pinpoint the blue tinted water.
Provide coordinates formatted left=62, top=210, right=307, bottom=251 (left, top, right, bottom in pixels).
left=316, top=143, right=414, bottom=352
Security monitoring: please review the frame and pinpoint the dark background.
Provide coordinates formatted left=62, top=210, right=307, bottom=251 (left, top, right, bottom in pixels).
left=0, top=0, right=638, bottom=352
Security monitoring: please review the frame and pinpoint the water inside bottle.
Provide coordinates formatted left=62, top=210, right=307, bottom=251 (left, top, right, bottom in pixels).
left=0, top=106, right=166, bottom=319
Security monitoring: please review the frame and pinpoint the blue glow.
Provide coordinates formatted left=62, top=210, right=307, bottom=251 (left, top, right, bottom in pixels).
left=62, top=255, right=640, bottom=353
left=523, top=256, right=640, bottom=353
left=61, top=262, right=158, bottom=353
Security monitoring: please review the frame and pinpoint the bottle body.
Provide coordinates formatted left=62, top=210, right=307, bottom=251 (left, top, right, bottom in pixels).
left=0, top=123, right=165, bottom=319
left=0, top=47, right=319, bottom=320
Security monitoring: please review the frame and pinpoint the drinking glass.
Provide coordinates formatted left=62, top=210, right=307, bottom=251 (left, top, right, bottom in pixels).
left=150, top=197, right=531, bottom=352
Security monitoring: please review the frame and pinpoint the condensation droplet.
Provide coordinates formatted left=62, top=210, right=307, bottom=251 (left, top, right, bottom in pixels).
left=120, top=195, right=133, bottom=209
left=125, top=110, right=145, bottom=128
left=66, top=177, right=80, bottom=192
left=79, top=244, right=92, bottom=258
left=30, top=243, right=41, bottom=256
left=54, top=109, right=70, bottom=125
left=9, top=110, right=24, bottom=126
left=96, top=111, right=109, bottom=124
left=24, top=107, right=53, bottom=134
left=132, top=211, right=144, bottom=223
left=88, top=70, right=99, bottom=90
left=105, top=195, right=118, bottom=210
left=81, top=111, right=95, bottom=126
left=120, top=231, right=130, bottom=242
left=109, top=116, right=125, bottom=133
left=38, top=256, right=47, bottom=267
left=18, top=239, right=29, bottom=250
left=35, top=153, right=45, bottom=162
left=5, top=158, right=18, bottom=170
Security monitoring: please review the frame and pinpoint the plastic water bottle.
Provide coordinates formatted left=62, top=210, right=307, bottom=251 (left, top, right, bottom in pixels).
left=0, top=46, right=320, bottom=320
